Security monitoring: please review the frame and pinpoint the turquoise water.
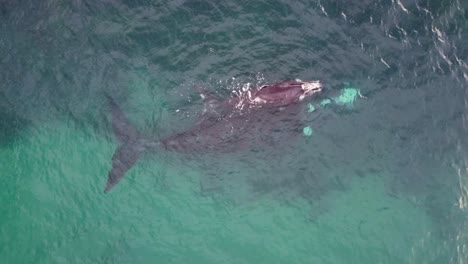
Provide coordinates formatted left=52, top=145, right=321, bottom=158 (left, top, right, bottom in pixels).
left=1, top=1, right=467, bottom=263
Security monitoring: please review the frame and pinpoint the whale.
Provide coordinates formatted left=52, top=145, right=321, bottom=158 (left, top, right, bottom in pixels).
left=104, top=80, right=323, bottom=192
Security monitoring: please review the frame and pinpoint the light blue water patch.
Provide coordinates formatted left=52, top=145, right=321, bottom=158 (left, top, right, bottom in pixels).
left=320, top=99, right=332, bottom=107
left=303, top=126, right=313, bottom=136
left=307, top=103, right=316, bottom=113
left=334, top=88, right=360, bottom=106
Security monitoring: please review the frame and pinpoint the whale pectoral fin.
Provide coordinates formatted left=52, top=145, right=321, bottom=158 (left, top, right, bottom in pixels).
left=202, top=98, right=224, bottom=114
left=107, top=96, right=139, bottom=144
left=195, top=86, right=215, bottom=101
left=195, top=86, right=223, bottom=104
left=193, top=86, right=228, bottom=122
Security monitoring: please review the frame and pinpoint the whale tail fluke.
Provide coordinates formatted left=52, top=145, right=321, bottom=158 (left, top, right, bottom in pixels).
left=104, top=96, right=145, bottom=193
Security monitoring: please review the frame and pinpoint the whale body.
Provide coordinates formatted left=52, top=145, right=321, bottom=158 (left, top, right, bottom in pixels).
left=104, top=80, right=323, bottom=192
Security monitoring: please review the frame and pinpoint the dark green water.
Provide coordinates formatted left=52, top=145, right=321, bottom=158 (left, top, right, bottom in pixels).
left=1, top=0, right=467, bottom=263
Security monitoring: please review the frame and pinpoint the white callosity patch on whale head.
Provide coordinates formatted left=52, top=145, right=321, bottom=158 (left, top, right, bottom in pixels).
left=301, top=81, right=322, bottom=94
left=300, top=81, right=323, bottom=100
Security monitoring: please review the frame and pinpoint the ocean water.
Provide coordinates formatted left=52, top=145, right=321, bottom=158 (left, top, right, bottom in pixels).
left=0, top=0, right=467, bottom=263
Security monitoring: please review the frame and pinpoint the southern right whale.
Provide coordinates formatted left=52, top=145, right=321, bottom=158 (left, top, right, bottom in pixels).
left=104, top=80, right=323, bottom=192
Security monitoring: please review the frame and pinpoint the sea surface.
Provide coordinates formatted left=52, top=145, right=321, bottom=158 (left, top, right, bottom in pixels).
left=0, top=0, right=467, bottom=263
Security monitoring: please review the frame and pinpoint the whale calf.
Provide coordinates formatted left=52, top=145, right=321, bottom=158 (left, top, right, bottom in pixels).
left=104, top=80, right=323, bottom=192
